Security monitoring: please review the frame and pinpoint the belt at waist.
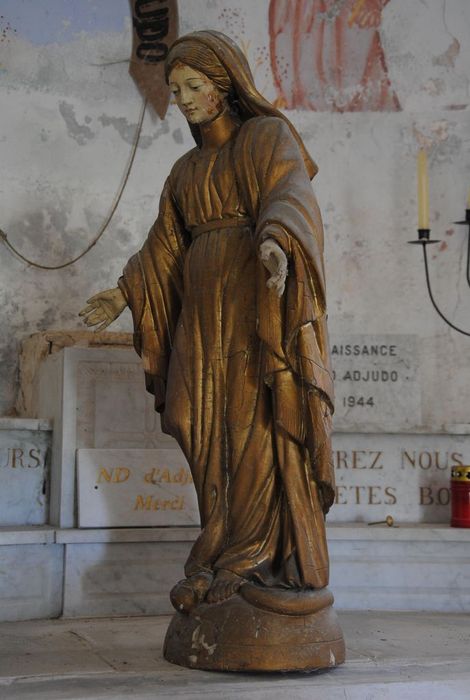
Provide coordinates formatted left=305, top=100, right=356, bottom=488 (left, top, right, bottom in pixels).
left=190, top=216, right=253, bottom=239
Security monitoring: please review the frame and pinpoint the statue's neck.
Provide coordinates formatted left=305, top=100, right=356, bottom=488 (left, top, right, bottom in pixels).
left=199, top=109, right=240, bottom=150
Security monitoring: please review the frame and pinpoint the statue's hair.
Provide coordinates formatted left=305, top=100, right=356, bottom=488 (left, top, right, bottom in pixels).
left=164, top=31, right=318, bottom=178
left=165, top=41, right=233, bottom=96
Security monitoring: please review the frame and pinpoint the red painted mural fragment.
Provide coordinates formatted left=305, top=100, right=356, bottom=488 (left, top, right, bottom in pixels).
left=269, top=0, right=401, bottom=112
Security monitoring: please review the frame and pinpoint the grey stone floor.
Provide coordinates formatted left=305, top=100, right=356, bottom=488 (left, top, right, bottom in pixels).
left=0, top=612, right=468, bottom=699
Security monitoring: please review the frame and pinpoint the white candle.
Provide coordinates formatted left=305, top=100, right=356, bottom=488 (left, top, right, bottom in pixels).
left=417, top=150, right=430, bottom=229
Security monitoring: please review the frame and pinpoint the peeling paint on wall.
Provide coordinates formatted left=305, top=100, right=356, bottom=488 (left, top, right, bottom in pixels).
left=172, top=128, right=183, bottom=144
left=59, top=101, right=95, bottom=145
left=433, top=37, right=460, bottom=68
left=98, top=114, right=170, bottom=148
left=0, top=14, right=17, bottom=44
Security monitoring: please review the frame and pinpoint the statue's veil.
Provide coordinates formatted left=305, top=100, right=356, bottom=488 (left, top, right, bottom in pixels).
left=165, top=30, right=318, bottom=180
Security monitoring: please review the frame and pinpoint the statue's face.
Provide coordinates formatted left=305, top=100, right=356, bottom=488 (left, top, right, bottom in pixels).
left=169, top=64, right=226, bottom=124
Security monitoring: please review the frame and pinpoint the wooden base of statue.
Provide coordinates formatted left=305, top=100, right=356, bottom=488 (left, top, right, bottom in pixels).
left=163, top=584, right=345, bottom=673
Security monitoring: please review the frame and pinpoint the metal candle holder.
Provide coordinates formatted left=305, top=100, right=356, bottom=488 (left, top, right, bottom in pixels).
left=409, top=209, right=470, bottom=337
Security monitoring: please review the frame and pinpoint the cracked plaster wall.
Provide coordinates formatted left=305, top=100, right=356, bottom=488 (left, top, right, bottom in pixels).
left=0, top=0, right=469, bottom=430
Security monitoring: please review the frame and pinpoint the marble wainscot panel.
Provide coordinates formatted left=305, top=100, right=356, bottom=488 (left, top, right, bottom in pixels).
left=0, top=529, right=63, bottom=622
left=327, top=524, right=470, bottom=612
left=0, top=417, right=52, bottom=526
left=329, top=431, right=470, bottom=523
left=56, top=525, right=470, bottom=617
left=61, top=539, right=194, bottom=617
left=77, top=449, right=199, bottom=528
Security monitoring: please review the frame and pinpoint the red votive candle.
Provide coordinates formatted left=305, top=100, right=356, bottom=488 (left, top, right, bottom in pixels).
left=451, top=466, right=470, bottom=528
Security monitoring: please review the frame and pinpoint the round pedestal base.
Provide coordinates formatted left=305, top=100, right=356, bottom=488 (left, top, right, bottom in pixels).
left=163, top=587, right=345, bottom=673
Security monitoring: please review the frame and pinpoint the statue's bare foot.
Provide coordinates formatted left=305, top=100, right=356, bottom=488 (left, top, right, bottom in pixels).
left=206, top=569, right=245, bottom=604
left=170, top=573, right=212, bottom=613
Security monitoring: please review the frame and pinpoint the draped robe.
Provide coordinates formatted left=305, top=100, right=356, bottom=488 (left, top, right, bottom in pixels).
left=119, top=115, right=335, bottom=590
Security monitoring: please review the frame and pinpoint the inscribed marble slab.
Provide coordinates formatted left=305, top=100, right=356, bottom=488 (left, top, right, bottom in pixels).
left=77, top=448, right=199, bottom=528
left=330, top=334, right=420, bottom=431
left=0, top=427, right=50, bottom=526
left=76, top=357, right=175, bottom=449
left=329, top=432, right=470, bottom=523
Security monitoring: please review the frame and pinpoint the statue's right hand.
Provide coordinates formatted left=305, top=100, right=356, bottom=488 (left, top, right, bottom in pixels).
left=79, top=287, right=127, bottom=332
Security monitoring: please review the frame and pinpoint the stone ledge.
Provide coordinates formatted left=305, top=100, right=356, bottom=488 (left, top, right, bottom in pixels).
left=0, top=526, right=56, bottom=545
left=55, top=527, right=201, bottom=544
left=326, top=522, right=470, bottom=541
left=56, top=523, right=470, bottom=544
left=0, top=417, right=52, bottom=431
left=332, top=426, right=470, bottom=435
left=2, top=523, right=469, bottom=547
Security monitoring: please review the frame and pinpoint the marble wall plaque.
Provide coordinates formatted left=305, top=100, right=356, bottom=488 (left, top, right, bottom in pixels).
left=76, top=359, right=175, bottom=449
left=329, top=432, right=470, bottom=523
left=0, top=422, right=50, bottom=526
left=330, top=334, right=420, bottom=431
left=77, top=449, right=199, bottom=528
left=36, top=347, right=181, bottom=527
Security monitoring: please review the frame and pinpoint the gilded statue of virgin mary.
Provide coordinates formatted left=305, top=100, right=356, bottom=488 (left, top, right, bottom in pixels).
left=81, top=30, right=343, bottom=672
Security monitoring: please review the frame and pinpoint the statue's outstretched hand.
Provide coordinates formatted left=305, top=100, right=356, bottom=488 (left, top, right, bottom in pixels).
left=79, top=287, right=127, bottom=332
left=259, top=238, right=288, bottom=297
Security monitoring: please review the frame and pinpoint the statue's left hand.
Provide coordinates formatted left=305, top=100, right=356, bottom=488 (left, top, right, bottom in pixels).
left=259, top=238, right=288, bottom=297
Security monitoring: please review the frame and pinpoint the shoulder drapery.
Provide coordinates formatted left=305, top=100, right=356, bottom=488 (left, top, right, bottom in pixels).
left=233, top=116, right=335, bottom=488
left=118, top=178, right=189, bottom=412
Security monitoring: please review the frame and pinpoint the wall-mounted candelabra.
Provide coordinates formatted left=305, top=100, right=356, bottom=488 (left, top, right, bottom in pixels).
left=409, top=149, right=470, bottom=336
